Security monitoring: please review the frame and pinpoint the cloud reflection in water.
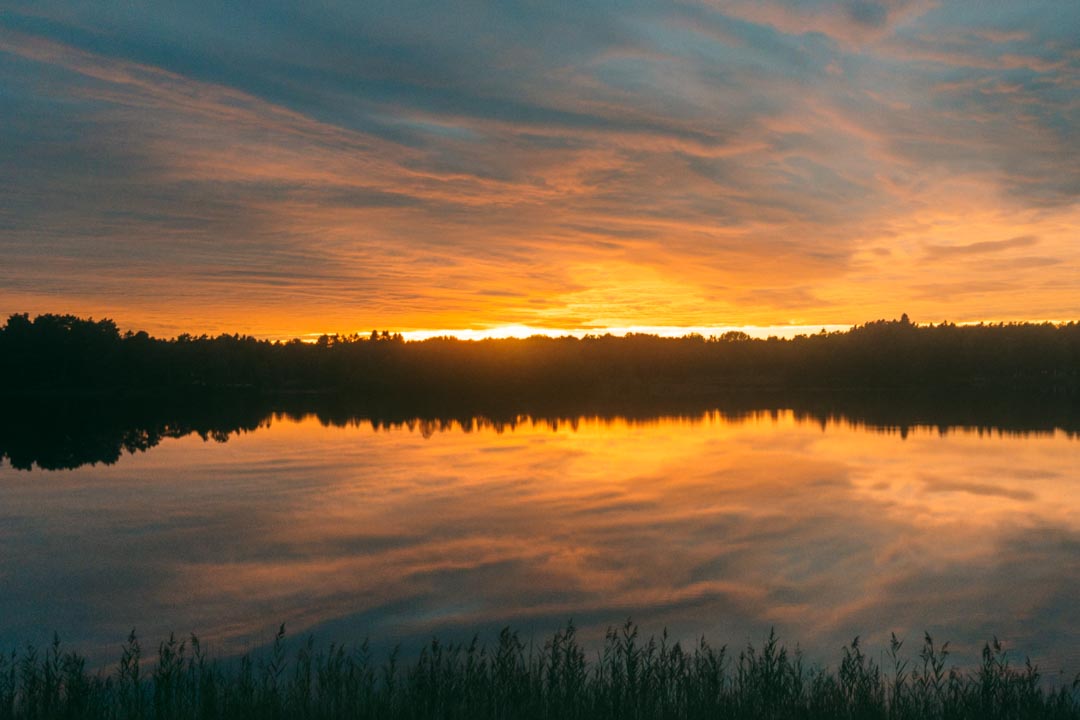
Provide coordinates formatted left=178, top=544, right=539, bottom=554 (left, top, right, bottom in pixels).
left=0, top=411, right=1076, bottom=671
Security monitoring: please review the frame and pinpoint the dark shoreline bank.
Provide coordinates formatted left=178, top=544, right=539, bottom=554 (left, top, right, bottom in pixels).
left=2, top=314, right=1077, bottom=399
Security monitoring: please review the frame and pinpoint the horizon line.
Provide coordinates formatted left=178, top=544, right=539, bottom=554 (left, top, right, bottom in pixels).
left=4, top=313, right=1075, bottom=343
left=288, top=319, right=1073, bottom=344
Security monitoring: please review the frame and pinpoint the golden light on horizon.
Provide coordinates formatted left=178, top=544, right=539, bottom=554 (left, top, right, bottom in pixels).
left=297, top=324, right=855, bottom=343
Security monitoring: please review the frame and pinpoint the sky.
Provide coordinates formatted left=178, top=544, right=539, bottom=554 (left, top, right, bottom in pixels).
left=1, top=1, right=1078, bottom=339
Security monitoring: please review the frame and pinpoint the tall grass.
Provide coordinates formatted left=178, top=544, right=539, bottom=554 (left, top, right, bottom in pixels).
left=0, top=621, right=1076, bottom=719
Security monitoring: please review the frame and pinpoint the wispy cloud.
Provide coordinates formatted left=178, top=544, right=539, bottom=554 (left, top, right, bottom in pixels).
left=924, top=234, right=1039, bottom=258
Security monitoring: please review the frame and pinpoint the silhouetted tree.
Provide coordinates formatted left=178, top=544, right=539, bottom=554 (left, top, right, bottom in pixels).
left=0, top=314, right=1076, bottom=402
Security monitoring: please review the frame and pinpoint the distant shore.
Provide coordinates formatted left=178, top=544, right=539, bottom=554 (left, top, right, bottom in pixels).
left=1, top=314, right=1077, bottom=401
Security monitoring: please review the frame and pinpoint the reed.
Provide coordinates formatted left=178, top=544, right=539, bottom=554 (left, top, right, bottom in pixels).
left=0, top=622, right=1076, bottom=719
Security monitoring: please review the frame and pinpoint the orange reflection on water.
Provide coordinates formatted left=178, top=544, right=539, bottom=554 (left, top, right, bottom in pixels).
left=0, top=411, right=1076, bottom=669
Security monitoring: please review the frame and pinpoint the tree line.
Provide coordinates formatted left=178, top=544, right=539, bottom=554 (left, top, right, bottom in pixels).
left=0, top=313, right=1077, bottom=400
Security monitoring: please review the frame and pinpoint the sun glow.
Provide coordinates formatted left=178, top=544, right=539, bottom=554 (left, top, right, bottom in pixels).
left=292, top=318, right=1073, bottom=344
left=395, top=324, right=853, bottom=342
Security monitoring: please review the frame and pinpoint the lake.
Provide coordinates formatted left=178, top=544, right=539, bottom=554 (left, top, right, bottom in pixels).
left=1, top=405, right=1077, bottom=674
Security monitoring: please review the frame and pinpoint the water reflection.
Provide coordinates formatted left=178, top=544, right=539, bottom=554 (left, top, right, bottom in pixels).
left=0, top=406, right=1076, bottom=677
left=2, top=390, right=1076, bottom=471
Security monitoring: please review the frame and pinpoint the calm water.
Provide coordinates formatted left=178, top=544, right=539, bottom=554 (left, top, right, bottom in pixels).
left=1, top=410, right=1077, bottom=671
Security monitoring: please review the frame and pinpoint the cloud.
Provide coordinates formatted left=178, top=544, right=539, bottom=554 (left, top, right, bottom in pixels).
left=707, top=0, right=936, bottom=48
left=921, top=477, right=1036, bottom=502
left=923, top=234, right=1039, bottom=259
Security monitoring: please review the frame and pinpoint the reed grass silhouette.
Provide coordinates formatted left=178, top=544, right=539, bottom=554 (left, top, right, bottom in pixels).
left=1, top=622, right=1077, bottom=719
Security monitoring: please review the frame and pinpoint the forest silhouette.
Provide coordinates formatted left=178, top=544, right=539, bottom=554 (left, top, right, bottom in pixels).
left=0, top=313, right=1076, bottom=401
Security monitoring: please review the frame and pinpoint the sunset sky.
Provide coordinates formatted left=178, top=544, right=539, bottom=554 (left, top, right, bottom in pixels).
left=1, top=2, right=1077, bottom=339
